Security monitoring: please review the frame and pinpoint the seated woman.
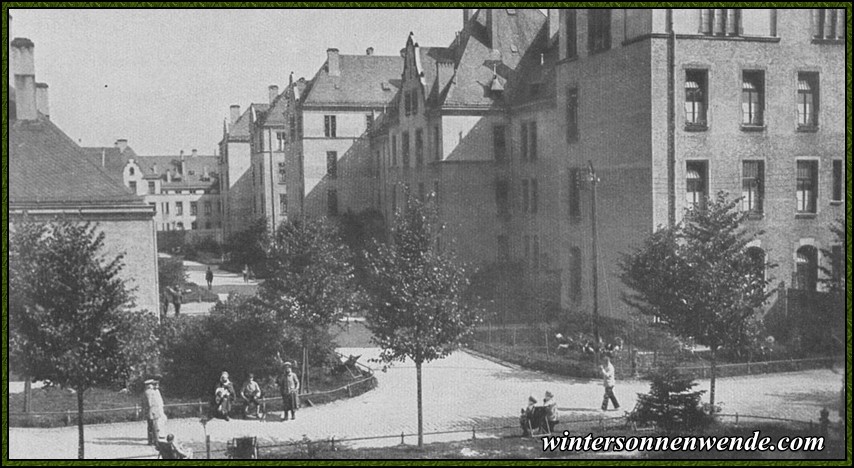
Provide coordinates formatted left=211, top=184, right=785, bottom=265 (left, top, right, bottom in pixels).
left=157, top=434, right=193, bottom=459
left=520, top=396, right=538, bottom=436
left=213, top=372, right=235, bottom=421
left=540, top=391, right=560, bottom=434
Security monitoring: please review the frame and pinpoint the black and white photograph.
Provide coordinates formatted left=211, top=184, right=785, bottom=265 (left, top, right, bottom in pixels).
left=6, top=6, right=849, bottom=461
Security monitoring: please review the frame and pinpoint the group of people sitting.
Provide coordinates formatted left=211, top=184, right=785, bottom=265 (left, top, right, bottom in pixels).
left=555, top=333, right=623, bottom=357
left=520, top=391, right=560, bottom=436
left=211, top=362, right=300, bottom=421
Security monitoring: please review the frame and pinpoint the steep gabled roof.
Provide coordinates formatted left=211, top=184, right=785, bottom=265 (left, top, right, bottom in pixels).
left=303, top=54, right=402, bottom=108
left=227, top=104, right=268, bottom=142
left=81, top=146, right=139, bottom=176
left=260, top=78, right=310, bottom=127
left=10, top=117, right=144, bottom=206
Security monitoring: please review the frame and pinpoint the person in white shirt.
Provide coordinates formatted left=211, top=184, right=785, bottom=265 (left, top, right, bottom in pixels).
left=600, top=355, right=620, bottom=411
left=241, top=373, right=262, bottom=418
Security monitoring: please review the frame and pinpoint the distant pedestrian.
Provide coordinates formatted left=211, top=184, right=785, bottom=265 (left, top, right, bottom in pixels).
left=277, top=362, right=300, bottom=421
left=172, top=287, right=183, bottom=315
left=600, top=355, right=620, bottom=411
left=205, top=267, right=214, bottom=290
left=243, top=265, right=250, bottom=283
left=142, top=378, right=167, bottom=444
left=161, top=291, right=171, bottom=316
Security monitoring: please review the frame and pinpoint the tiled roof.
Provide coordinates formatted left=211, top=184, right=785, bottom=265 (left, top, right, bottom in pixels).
left=260, top=78, right=310, bottom=126
left=134, top=155, right=220, bottom=187
left=82, top=146, right=138, bottom=176
left=303, top=54, right=402, bottom=107
left=227, top=104, right=268, bottom=142
left=10, top=117, right=144, bottom=206
left=442, top=9, right=546, bottom=109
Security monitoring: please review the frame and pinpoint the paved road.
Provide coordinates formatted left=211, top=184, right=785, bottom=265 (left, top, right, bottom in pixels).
left=8, top=348, right=843, bottom=459
left=160, top=257, right=259, bottom=316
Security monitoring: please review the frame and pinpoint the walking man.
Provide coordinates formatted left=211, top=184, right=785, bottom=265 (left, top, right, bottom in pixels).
left=277, top=362, right=300, bottom=421
left=600, top=355, right=620, bottom=411
left=205, top=266, right=214, bottom=290
left=172, top=287, right=183, bottom=315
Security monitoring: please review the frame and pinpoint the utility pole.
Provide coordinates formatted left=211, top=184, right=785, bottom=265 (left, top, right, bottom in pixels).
left=588, top=160, right=600, bottom=347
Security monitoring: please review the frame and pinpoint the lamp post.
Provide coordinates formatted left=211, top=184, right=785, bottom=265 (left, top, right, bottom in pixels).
left=588, top=161, right=600, bottom=349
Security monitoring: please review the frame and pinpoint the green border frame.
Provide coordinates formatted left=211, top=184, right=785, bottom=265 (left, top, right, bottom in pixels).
left=2, top=2, right=851, bottom=466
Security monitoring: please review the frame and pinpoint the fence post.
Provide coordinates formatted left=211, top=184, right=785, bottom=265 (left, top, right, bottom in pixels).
left=65, top=410, right=71, bottom=426
left=734, top=412, right=739, bottom=426
left=331, top=436, right=335, bottom=451
left=400, top=431, right=405, bottom=445
left=135, top=404, right=140, bottom=420
left=206, top=434, right=211, bottom=459
left=347, top=385, right=352, bottom=398
left=472, top=426, right=476, bottom=440
left=819, top=408, right=829, bottom=436
left=199, top=401, right=204, bottom=417
left=599, top=415, right=604, bottom=431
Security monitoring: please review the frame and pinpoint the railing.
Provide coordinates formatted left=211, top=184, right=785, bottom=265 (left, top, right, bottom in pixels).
left=113, top=408, right=839, bottom=459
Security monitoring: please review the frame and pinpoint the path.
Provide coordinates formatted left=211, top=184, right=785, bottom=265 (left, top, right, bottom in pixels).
left=159, top=255, right=259, bottom=316
left=8, top=348, right=843, bottom=459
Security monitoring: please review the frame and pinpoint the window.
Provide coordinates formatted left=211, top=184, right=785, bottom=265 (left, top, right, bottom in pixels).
left=832, top=160, right=843, bottom=202
left=813, top=9, right=843, bottom=40
left=280, top=193, right=288, bottom=215
left=404, top=92, right=412, bottom=116
left=176, top=221, right=184, bottom=230
left=129, top=167, right=135, bottom=176
left=742, top=161, right=764, bottom=214
left=391, top=135, right=398, bottom=166
left=831, top=245, right=843, bottom=286
left=566, top=88, right=578, bottom=142
left=742, top=70, right=765, bottom=127
left=191, top=221, right=198, bottom=230
left=148, top=181, right=156, bottom=194
left=217, top=200, right=222, bottom=213
left=686, top=161, right=708, bottom=210
left=497, top=235, right=510, bottom=262
left=278, top=162, right=287, bottom=183
left=129, top=181, right=137, bottom=193
left=411, top=90, right=418, bottom=115
left=569, top=246, right=582, bottom=301
left=415, top=129, right=424, bottom=166
left=190, top=202, right=198, bottom=216
left=327, top=189, right=338, bottom=216
left=204, top=201, right=212, bottom=215
left=496, top=179, right=510, bottom=217
left=568, top=168, right=581, bottom=219
left=327, top=151, right=338, bottom=179
left=521, top=121, right=537, bottom=161
left=796, top=160, right=818, bottom=213
left=566, top=10, right=577, bottom=58
left=434, top=126, right=441, bottom=161
left=685, top=70, right=708, bottom=128
left=324, top=115, right=337, bottom=137
left=276, top=131, right=286, bottom=150
left=699, top=9, right=741, bottom=36
left=588, top=9, right=611, bottom=53
left=795, top=245, right=818, bottom=291
left=162, top=202, right=170, bottom=215
left=493, top=125, right=507, bottom=161
left=402, top=132, right=410, bottom=167
left=365, top=113, right=374, bottom=133
left=176, top=201, right=184, bottom=215
left=797, top=72, right=819, bottom=129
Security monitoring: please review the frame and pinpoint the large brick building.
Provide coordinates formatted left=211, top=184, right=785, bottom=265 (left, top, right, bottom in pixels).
left=9, top=37, right=161, bottom=317
left=553, top=8, right=846, bottom=320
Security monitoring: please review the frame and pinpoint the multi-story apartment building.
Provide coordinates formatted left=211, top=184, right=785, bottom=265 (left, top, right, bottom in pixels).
left=9, top=37, right=160, bottom=316
left=219, top=102, right=267, bottom=238
left=552, top=8, right=845, bottom=320
left=84, top=144, right=224, bottom=242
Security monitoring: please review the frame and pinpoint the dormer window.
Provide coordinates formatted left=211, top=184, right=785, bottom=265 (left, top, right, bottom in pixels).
left=129, top=167, right=135, bottom=176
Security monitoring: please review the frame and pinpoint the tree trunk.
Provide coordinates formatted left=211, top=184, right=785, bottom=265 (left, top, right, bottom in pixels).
left=709, top=347, right=717, bottom=413
left=24, top=378, right=32, bottom=413
left=416, top=361, right=423, bottom=448
left=77, top=388, right=86, bottom=459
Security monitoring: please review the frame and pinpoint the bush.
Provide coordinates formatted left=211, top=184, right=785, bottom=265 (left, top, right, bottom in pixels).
left=630, top=365, right=711, bottom=432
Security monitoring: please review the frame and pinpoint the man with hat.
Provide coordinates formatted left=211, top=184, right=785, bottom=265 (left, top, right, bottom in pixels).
left=276, top=362, right=300, bottom=421
left=141, top=377, right=167, bottom=444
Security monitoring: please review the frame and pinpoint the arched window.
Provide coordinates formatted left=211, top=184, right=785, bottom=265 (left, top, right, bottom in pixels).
left=795, top=245, right=818, bottom=291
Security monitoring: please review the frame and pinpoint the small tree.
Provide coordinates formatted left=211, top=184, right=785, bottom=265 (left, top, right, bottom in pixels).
left=9, top=219, right=159, bottom=459
left=224, top=216, right=270, bottom=276
left=619, top=193, right=774, bottom=410
left=364, top=196, right=481, bottom=447
left=260, top=217, right=361, bottom=390
left=631, top=365, right=709, bottom=432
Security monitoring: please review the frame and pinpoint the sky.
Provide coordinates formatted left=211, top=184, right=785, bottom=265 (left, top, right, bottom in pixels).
left=9, top=8, right=462, bottom=155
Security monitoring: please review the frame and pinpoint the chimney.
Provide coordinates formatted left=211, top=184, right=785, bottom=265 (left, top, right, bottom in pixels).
left=486, top=9, right=498, bottom=50
left=116, top=139, right=128, bottom=153
left=463, top=8, right=473, bottom=27
left=366, top=47, right=374, bottom=56
left=191, top=148, right=198, bottom=157
left=179, top=150, right=186, bottom=175
left=327, top=48, right=340, bottom=77
left=35, top=82, right=49, bottom=119
left=548, top=9, right=560, bottom=43
left=11, top=37, right=37, bottom=121
left=229, top=105, right=240, bottom=125
left=268, top=85, right=279, bottom=104
left=289, top=71, right=294, bottom=87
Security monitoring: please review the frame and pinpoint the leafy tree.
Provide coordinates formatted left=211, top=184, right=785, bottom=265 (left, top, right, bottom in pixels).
left=158, top=256, right=187, bottom=310
left=259, top=217, right=362, bottom=391
left=364, top=196, right=481, bottom=447
left=619, top=192, right=774, bottom=410
left=9, top=219, right=160, bottom=459
left=631, top=365, right=709, bottom=432
left=224, top=216, right=270, bottom=276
